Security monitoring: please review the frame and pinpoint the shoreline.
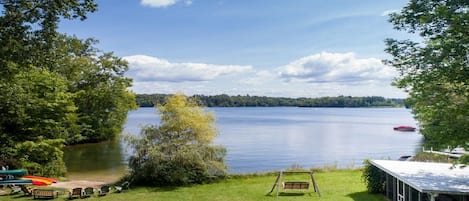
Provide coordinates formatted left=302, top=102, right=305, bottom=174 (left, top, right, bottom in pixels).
left=51, top=180, right=108, bottom=190
left=51, top=171, right=125, bottom=190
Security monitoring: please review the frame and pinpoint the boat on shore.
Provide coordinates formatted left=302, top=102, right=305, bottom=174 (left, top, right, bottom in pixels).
left=0, top=169, right=27, bottom=176
left=393, top=126, right=416, bottom=132
left=22, top=175, right=58, bottom=183
left=21, top=177, right=54, bottom=186
left=0, top=170, right=56, bottom=186
left=444, top=146, right=467, bottom=155
left=0, top=179, right=33, bottom=185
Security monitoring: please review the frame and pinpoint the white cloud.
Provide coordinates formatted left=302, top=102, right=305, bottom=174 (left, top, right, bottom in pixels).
left=140, top=0, right=192, bottom=8
left=278, top=52, right=397, bottom=85
left=124, top=55, right=253, bottom=82
left=239, top=70, right=276, bottom=85
left=124, top=53, right=406, bottom=98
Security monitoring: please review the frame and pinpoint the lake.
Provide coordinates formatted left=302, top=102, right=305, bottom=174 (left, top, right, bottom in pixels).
left=64, top=107, right=422, bottom=180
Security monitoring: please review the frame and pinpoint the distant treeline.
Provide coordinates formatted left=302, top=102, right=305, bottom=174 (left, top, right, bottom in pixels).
left=136, top=94, right=406, bottom=108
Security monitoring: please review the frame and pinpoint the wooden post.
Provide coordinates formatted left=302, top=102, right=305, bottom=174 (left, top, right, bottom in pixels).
left=276, top=171, right=283, bottom=196
left=267, top=171, right=282, bottom=195
left=310, top=171, right=321, bottom=197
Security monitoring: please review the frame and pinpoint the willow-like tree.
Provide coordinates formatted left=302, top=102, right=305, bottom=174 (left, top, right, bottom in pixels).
left=385, top=0, right=469, bottom=147
left=128, top=94, right=227, bottom=186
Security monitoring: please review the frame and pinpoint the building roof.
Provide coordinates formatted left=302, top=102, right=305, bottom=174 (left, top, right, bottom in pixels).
left=371, top=160, right=469, bottom=195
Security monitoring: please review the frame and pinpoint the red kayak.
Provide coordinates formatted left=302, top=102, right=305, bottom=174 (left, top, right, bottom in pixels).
left=393, top=126, right=416, bottom=132
left=22, top=175, right=58, bottom=185
left=32, top=180, right=49, bottom=186
left=23, top=175, right=58, bottom=183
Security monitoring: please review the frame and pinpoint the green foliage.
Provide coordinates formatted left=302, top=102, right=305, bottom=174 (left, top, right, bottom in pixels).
left=362, top=160, right=386, bottom=194
left=128, top=94, right=227, bottom=186
left=71, top=53, right=137, bottom=143
left=15, top=138, right=66, bottom=177
left=458, top=154, right=469, bottom=165
left=0, top=68, right=76, bottom=142
left=0, top=1, right=136, bottom=176
left=0, top=0, right=97, bottom=76
left=384, top=0, right=469, bottom=146
left=410, top=152, right=454, bottom=163
left=158, top=94, right=217, bottom=144
left=136, top=94, right=405, bottom=107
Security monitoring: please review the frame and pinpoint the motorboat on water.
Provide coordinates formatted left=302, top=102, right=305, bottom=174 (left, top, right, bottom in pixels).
left=393, top=126, right=416, bottom=132
left=444, top=146, right=467, bottom=155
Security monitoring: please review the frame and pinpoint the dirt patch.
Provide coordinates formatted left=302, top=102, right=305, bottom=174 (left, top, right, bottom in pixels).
left=51, top=180, right=108, bottom=190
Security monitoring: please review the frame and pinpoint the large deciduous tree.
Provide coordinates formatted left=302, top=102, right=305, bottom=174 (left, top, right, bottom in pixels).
left=385, top=0, right=469, bottom=147
left=128, top=94, right=227, bottom=186
left=72, top=52, right=137, bottom=143
left=0, top=0, right=136, bottom=176
left=0, top=0, right=97, bottom=75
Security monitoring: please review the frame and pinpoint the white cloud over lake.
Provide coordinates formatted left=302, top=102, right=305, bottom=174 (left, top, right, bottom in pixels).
left=124, top=52, right=405, bottom=98
left=278, top=52, right=396, bottom=85
left=124, top=55, right=253, bottom=82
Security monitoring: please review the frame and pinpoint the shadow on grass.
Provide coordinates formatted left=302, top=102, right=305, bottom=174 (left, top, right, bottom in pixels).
left=148, top=186, right=178, bottom=192
left=265, top=191, right=316, bottom=197
left=277, top=192, right=307, bottom=196
left=0, top=194, right=30, bottom=199
left=347, top=191, right=386, bottom=201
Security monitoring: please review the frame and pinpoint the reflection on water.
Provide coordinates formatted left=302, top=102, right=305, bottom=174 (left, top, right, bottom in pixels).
left=64, top=107, right=423, bottom=179
left=63, top=141, right=127, bottom=182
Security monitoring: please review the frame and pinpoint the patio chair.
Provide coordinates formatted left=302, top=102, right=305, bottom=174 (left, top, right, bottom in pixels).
left=9, top=186, right=21, bottom=195
left=98, top=185, right=110, bottom=196
left=69, top=187, right=82, bottom=199
left=115, top=181, right=130, bottom=193
left=82, top=187, right=94, bottom=198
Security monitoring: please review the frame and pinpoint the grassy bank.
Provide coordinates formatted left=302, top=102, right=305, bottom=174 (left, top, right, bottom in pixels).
left=1, top=169, right=385, bottom=201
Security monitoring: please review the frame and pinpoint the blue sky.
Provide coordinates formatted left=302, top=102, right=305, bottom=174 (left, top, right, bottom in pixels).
left=59, top=0, right=414, bottom=98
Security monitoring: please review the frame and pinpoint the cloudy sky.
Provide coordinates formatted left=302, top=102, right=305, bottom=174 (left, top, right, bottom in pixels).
left=59, top=0, right=416, bottom=98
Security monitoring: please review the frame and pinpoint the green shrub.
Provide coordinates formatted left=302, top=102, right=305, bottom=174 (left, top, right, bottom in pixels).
left=458, top=154, right=469, bottom=165
left=411, top=152, right=453, bottom=163
left=15, top=138, right=66, bottom=177
left=129, top=144, right=226, bottom=186
left=127, top=94, right=227, bottom=186
left=362, top=159, right=386, bottom=193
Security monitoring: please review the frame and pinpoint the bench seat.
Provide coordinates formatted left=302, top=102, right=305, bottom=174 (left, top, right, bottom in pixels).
left=33, top=189, right=58, bottom=199
left=282, top=181, right=309, bottom=190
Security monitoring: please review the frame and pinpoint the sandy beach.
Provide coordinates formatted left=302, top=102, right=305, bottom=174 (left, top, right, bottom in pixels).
left=49, top=172, right=123, bottom=190
left=51, top=180, right=108, bottom=189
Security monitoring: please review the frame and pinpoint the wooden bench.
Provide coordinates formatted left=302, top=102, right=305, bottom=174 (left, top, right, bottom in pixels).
left=282, top=182, right=309, bottom=190
left=268, top=171, right=321, bottom=197
left=33, top=189, right=58, bottom=199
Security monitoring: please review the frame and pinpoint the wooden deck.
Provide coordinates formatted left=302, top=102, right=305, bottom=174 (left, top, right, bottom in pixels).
left=422, top=147, right=463, bottom=158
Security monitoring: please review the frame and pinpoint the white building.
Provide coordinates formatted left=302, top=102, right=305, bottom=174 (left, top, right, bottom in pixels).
left=370, top=160, right=469, bottom=201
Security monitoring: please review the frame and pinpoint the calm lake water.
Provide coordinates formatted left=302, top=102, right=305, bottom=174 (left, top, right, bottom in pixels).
left=64, top=107, right=422, bottom=180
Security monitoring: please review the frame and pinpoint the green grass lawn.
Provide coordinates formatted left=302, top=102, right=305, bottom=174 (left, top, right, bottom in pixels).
left=0, top=169, right=385, bottom=201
